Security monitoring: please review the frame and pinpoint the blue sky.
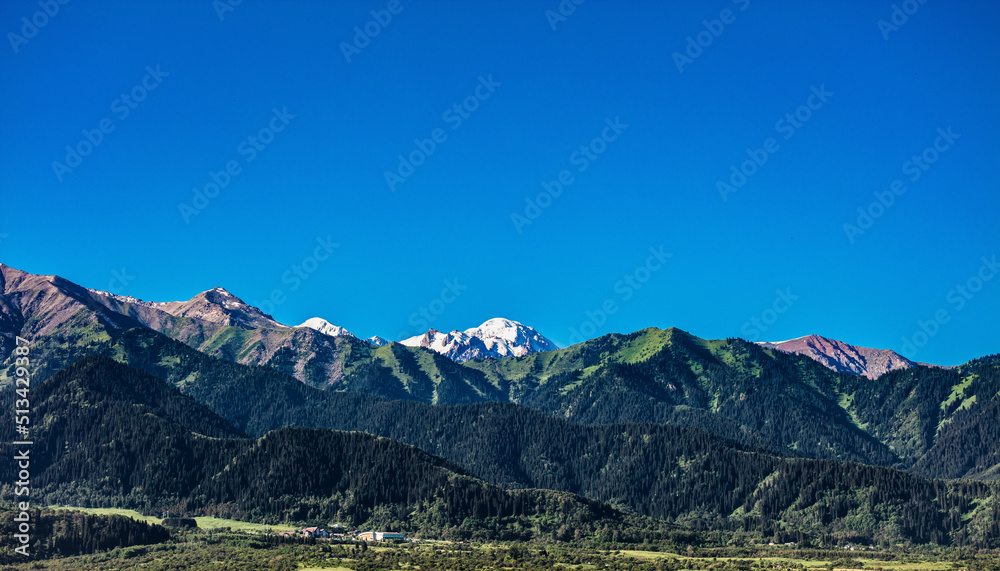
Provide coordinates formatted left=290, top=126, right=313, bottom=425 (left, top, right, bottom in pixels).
left=1, top=0, right=997, bottom=365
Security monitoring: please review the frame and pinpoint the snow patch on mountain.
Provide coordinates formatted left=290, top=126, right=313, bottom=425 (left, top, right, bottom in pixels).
left=467, top=317, right=559, bottom=357
left=88, top=289, right=170, bottom=308
left=298, top=318, right=391, bottom=346
left=298, top=317, right=355, bottom=338
left=400, top=318, right=557, bottom=362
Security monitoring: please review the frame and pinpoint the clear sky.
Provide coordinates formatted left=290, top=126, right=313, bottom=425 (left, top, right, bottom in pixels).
left=1, top=0, right=997, bottom=365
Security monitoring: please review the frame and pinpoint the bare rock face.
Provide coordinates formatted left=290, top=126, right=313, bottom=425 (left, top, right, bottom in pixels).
left=758, top=334, right=918, bottom=379
left=154, top=287, right=284, bottom=330
left=1, top=263, right=140, bottom=381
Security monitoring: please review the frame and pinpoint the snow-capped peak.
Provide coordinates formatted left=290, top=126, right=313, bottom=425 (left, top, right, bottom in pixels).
left=466, top=317, right=520, bottom=338
left=400, top=318, right=557, bottom=362
left=298, top=317, right=355, bottom=339
left=367, top=335, right=389, bottom=346
left=464, top=317, right=559, bottom=357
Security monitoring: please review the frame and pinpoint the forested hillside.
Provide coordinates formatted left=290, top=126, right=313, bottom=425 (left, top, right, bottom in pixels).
left=0, top=509, right=171, bottom=562
left=0, top=356, right=650, bottom=541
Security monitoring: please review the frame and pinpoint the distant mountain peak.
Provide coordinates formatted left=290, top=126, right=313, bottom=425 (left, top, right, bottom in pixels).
left=465, top=317, right=559, bottom=357
left=86, top=284, right=286, bottom=331
left=476, top=317, right=518, bottom=328
left=298, top=317, right=391, bottom=346
left=401, top=318, right=557, bottom=362
left=297, top=317, right=354, bottom=339
left=758, top=334, right=918, bottom=379
left=200, top=286, right=244, bottom=305
left=153, top=287, right=284, bottom=330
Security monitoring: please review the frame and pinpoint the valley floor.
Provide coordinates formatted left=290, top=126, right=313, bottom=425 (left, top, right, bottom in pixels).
left=3, top=529, right=998, bottom=571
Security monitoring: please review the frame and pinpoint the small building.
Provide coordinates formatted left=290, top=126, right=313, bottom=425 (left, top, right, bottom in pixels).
left=300, top=527, right=331, bottom=538
left=357, top=531, right=406, bottom=541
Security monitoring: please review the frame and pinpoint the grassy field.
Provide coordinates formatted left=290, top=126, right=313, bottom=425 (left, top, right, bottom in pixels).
left=618, top=549, right=965, bottom=571
left=2, top=531, right=996, bottom=571
left=10, top=514, right=996, bottom=571
left=47, top=506, right=299, bottom=532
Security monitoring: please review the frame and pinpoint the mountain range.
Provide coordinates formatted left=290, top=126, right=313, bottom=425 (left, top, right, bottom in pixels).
left=2, top=262, right=999, bottom=546
left=0, top=262, right=989, bottom=469
left=1, top=261, right=942, bottom=377
left=80, top=275, right=558, bottom=363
